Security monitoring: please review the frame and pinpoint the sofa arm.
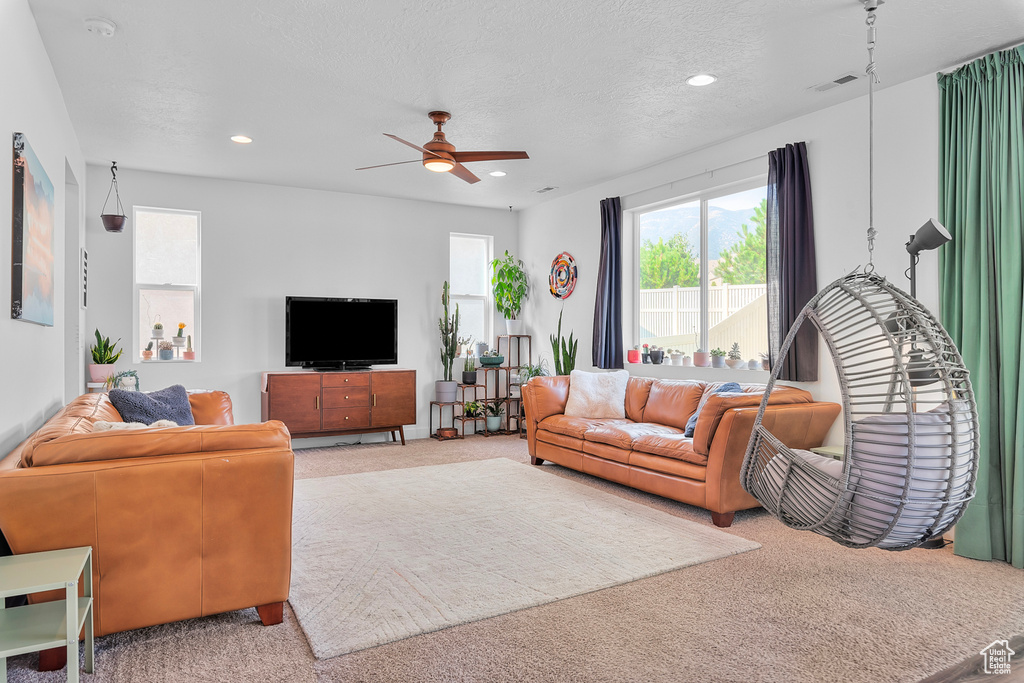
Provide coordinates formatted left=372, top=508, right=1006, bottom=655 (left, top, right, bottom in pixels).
left=521, top=376, right=570, bottom=456
left=704, top=402, right=840, bottom=515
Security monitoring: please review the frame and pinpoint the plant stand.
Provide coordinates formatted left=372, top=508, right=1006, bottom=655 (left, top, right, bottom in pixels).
left=454, top=383, right=486, bottom=437
left=497, top=334, right=532, bottom=438
left=0, top=546, right=94, bottom=682
left=429, top=401, right=463, bottom=440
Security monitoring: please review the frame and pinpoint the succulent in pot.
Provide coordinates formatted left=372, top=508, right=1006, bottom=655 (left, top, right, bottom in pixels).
left=89, top=329, right=123, bottom=382
left=710, top=347, right=727, bottom=368
left=142, top=341, right=154, bottom=361
left=158, top=340, right=174, bottom=360
left=183, top=334, right=196, bottom=361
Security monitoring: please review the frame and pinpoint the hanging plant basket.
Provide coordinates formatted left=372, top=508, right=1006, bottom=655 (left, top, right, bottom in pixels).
left=100, top=161, right=127, bottom=233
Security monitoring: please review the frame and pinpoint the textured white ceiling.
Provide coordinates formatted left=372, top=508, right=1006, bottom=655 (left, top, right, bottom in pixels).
left=27, top=0, right=1024, bottom=209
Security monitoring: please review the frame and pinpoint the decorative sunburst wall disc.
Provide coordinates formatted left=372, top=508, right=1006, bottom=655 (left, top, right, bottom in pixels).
left=549, top=252, right=577, bottom=299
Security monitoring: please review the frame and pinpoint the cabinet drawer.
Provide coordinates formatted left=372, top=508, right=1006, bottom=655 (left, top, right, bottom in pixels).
left=323, top=386, right=370, bottom=408
left=322, top=407, right=370, bottom=430
left=323, top=373, right=369, bottom=388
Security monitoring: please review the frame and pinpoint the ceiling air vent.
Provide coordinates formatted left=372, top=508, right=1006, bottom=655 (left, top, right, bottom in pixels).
left=810, top=72, right=862, bottom=93
left=534, top=186, right=558, bottom=194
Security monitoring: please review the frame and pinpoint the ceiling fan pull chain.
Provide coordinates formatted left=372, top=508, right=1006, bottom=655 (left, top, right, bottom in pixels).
left=864, top=2, right=880, bottom=272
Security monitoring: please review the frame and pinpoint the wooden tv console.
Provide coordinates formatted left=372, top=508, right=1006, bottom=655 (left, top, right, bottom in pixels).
left=260, top=369, right=416, bottom=444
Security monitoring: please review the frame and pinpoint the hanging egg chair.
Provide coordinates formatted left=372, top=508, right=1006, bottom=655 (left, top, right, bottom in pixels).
left=741, top=271, right=978, bottom=549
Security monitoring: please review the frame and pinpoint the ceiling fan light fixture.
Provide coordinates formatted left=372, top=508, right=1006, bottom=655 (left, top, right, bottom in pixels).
left=230, top=135, right=253, bottom=144
left=489, top=171, right=507, bottom=177
left=424, top=157, right=455, bottom=173
left=686, top=74, right=717, bottom=87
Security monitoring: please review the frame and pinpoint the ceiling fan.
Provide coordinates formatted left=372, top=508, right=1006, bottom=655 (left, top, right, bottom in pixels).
left=356, top=111, right=529, bottom=184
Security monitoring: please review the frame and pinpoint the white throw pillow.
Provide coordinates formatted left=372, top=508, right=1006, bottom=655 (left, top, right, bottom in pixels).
left=563, top=370, right=629, bottom=419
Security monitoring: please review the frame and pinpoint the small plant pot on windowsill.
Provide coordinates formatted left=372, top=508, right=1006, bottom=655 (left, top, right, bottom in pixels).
left=627, top=349, right=640, bottom=363
left=711, top=355, right=726, bottom=368
left=159, top=349, right=174, bottom=360
left=726, top=358, right=745, bottom=369
left=693, top=352, right=710, bottom=367
left=172, top=336, right=186, bottom=347
left=183, top=351, right=196, bottom=361
left=142, top=350, right=153, bottom=361
left=152, top=328, right=164, bottom=339
left=649, top=350, right=664, bottom=364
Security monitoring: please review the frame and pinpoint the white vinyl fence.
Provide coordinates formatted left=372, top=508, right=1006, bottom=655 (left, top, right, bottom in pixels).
left=638, top=284, right=768, bottom=356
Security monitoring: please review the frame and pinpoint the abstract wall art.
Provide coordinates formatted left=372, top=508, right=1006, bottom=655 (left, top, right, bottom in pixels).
left=11, top=132, right=54, bottom=326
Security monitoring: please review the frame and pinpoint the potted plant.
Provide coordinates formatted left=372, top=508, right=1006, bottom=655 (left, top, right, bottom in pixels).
left=748, top=358, right=759, bottom=370
left=463, top=401, right=484, bottom=419
left=172, top=322, right=187, bottom=347
left=89, top=329, right=123, bottom=382
left=710, top=347, right=727, bottom=368
left=518, top=360, right=549, bottom=385
left=726, top=342, right=745, bottom=369
left=682, top=353, right=693, bottom=367
left=649, top=346, right=664, bottom=364
left=479, top=349, right=505, bottom=366
left=142, top=341, right=154, bottom=361
left=152, top=321, right=164, bottom=339
left=183, top=335, right=196, bottom=361
left=693, top=347, right=710, bottom=367
left=490, top=250, right=529, bottom=335
left=158, top=340, right=174, bottom=360
left=549, top=310, right=578, bottom=375
left=627, top=345, right=641, bottom=364
left=485, top=402, right=504, bottom=432
left=669, top=349, right=683, bottom=365
left=436, top=281, right=460, bottom=403
left=456, top=336, right=472, bottom=359
left=642, top=343, right=650, bottom=364
left=462, top=353, right=478, bottom=385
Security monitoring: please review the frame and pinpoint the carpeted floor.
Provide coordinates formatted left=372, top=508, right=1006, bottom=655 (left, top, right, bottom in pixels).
left=7, top=435, right=1024, bottom=682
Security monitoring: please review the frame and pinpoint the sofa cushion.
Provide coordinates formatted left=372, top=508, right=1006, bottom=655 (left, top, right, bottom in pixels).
left=684, top=382, right=741, bottom=437
left=563, top=370, right=629, bottom=418
left=538, top=415, right=629, bottom=440
left=8, top=393, right=123, bottom=467
left=692, top=385, right=812, bottom=456
left=536, top=429, right=585, bottom=451
left=632, top=433, right=707, bottom=466
left=629, top=451, right=707, bottom=481
left=625, top=377, right=655, bottom=422
left=641, top=380, right=707, bottom=431
left=188, top=390, right=235, bottom=425
left=584, top=423, right=682, bottom=450
left=527, top=376, right=571, bottom=423
left=22, top=421, right=291, bottom=468
left=109, top=385, right=196, bottom=426
left=582, top=440, right=632, bottom=465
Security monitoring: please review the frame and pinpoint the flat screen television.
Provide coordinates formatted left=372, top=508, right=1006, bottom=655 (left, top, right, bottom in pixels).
left=286, top=296, right=398, bottom=369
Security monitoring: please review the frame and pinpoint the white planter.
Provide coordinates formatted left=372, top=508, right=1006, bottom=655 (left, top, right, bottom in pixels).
left=152, top=329, right=164, bottom=339
left=669, top=353, right=683, bottom=366
left=505, top=318, right=524, bottom=335
left=171, top=336, right=186, bottom=347
left=435, top=380, right=458, bottom=403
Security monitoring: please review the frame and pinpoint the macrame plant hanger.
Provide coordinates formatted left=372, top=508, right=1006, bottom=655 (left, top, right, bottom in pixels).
left=100, top=161, right=127, bottom=233
left=739, top=0, right=979, bottom=550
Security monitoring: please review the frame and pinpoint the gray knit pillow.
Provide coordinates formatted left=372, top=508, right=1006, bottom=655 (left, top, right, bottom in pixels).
left=108, top=384, right=195, bottom=426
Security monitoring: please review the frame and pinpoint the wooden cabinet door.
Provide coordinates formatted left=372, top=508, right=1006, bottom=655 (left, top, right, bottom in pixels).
left=370, top=370, right=416, bottom=427
left=266, top=374, right=322, bottom=434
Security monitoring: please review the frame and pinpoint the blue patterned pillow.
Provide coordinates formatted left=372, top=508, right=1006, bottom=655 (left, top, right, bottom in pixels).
left=108, top=384, right=195, bottom=426
left=684, top=382, right=742, bottom=437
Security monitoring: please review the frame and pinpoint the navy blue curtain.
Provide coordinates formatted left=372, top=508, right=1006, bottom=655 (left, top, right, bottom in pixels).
left=593, top=197, right=623, bottom=369
left=767, top=142, right=818, bottom=381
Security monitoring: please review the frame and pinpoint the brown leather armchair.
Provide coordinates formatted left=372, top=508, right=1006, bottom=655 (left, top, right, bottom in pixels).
left=0, top=391, right=293, bottom=670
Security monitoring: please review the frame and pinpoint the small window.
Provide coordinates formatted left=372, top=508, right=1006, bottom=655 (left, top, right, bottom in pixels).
left=635, top=182, right=768, bottom=359
left=134, top=207, right=201, bottom=361
left=449, top=233, right=493, bottom=348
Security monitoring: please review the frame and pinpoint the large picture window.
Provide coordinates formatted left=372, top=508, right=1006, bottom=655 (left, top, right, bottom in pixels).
left=134, top=207, right=201, bottom=361
left=449, top=233, right=493, bottom=348
left=634, top=181, right=768, bottom=359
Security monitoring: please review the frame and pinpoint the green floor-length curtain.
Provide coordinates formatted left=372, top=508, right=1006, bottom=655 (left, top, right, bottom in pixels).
left=938, top=45, right=1024, bottom=567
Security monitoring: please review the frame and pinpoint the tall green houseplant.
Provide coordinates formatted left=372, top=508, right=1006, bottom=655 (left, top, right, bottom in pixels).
left=549, top=310, right=578, bottom=375
left=438, top=281, right=460, bottom=382
left=490, top=250, right=528, bottom=332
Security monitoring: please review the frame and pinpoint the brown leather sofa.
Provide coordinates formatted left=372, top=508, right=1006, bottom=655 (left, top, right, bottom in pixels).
left=522, top=376, right=840, bottom=527
left=0, top=391, right=293, bottom=669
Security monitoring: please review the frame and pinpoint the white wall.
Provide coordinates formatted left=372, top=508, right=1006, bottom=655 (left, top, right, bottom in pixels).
left=84, top=168, right=517, bottom=440
left=519, top=74, right=941, bottom=444
left=0, top=0, right=86, bottom=457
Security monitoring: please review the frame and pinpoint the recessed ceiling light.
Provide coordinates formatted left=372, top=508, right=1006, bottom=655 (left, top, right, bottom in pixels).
left=230, top=135, right=253, bottom=144
left=686, top=74, right=717, bottom=87
left=489, top=171, right=507, bottom=177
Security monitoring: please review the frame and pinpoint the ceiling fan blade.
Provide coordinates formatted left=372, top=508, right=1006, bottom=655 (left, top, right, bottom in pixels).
left=383, top=133, right=442, bottom=157
left=450, top=151, right=530, bottom=163
left=355, top=159, right=421, bottom=171
left=450, top=163, right=481, bottom=184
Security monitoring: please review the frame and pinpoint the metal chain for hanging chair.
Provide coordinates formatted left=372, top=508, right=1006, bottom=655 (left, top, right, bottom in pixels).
left=738, top=0, right=980, bottom=550
left=864, top=3, right=879, bottom=272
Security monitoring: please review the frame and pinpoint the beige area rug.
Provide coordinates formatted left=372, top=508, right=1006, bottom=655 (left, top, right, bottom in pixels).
left=289, top=457, right=760, bottom=659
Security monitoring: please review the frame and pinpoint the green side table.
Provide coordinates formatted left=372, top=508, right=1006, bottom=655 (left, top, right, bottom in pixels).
left=0, top=546, right=94, bottom=682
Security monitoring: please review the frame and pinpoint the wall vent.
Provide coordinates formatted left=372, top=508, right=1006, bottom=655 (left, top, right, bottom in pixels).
left=810, top=72, right=862, bottom=93
left=534, top=186, right=558, bottom=194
